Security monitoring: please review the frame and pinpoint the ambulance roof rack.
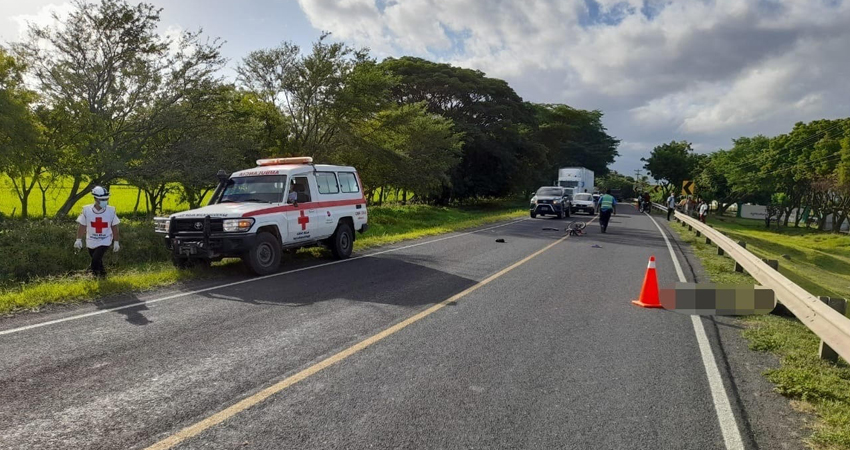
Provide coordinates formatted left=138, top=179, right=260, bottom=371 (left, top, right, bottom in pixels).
left=256, top=156, right=314, bottom=166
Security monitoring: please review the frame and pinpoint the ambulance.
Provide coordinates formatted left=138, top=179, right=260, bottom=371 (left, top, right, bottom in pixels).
left=154, top=157, right=368, bottom=275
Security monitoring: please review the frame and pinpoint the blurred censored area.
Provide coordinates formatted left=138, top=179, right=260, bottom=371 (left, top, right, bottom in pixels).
left=660, top=283, right=775, bottom=315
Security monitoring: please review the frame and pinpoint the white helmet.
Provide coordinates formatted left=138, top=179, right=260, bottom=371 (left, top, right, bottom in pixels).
left=92, top=186, right=110, bottom=200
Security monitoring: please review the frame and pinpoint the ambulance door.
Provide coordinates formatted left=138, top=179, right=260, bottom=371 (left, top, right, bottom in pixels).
left=314, top=171, right=342, bottom=238
left=285, top=176, right=319, bottom=244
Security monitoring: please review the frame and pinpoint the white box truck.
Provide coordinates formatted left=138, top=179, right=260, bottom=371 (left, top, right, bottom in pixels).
left=557, top=167, right=595, bottom=198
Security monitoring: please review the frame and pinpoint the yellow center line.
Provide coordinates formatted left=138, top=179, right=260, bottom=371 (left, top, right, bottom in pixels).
left=145, top=218, right=595, bottom=450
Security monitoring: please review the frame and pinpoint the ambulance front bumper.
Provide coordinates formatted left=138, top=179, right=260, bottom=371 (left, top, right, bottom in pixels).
left=165, top=233, right=256, bottom=259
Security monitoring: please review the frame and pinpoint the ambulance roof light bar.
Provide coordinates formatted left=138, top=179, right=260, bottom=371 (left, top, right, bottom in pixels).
left=256, top=156, right=314, bottom=166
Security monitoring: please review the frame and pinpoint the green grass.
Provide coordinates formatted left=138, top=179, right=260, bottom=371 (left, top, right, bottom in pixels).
left=1, top=178, right=198, bottom=217
left=707, top=216, right=850, bottom=314
left=0, top=202, right=525, bottom=315
left=666, top=213, right=850, bottom=449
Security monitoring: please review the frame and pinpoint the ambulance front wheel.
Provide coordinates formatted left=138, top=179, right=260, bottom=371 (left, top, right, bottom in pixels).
left=244, top=232, right=282, bottom=275
left=330, top=222, right=354, bottom=260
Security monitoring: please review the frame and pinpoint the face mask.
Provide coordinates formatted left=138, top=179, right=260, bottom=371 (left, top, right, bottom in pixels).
left=98, top=200, right=108, bottom=208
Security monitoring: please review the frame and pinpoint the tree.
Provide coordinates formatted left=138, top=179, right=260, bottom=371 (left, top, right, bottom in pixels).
left=14, top=0, right=225, bottom=217
left=694, top=150, right=738, bottom=215
left=597, top=172, right=636, bottom=199
left=0, top=48, right=45, bottom=218
left=529, top=104, right=619, bottom=175
left=125, top=83, right=264, bottom=214
left=336, top=102, right=463, bottom=202
left=642, top=141, right=698, bottom=197
left=237, top=34, right=394, bottom=160
left=379, top=57, right=533, bottom=201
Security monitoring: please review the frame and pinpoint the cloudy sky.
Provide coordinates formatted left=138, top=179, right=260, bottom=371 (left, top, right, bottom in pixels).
left=2, top=0, right=849, bottom=176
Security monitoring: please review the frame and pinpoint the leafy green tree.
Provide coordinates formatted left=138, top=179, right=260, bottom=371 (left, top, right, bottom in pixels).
left=14, top=0, right=224, bottom=217
left=642, top=141, right=698, bottom=197
left=597, top=172, right=636, bottom=199
left=337, top=102, right=463, bottom=202
left=0, top=48, right=45, bottom=218
left=125, top=83, right=263, bottom=214
left=530, top=103, right=619, bottom=175
left=379, top=57, right=532, bottom=201
left=237, top=34, right=394, bottom=160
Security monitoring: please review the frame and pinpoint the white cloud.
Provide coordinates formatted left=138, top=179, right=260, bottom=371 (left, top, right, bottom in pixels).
left=2, top=2, right=73, bottom=43
left=296, top=0, right=850, bottom=174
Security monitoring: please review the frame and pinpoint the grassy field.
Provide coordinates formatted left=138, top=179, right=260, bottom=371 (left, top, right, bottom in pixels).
left=666, top=212, right=850, bottom=449
left=1, top=179, right=198, bottom=217
left=707, top=216, right=850, bottom=308
left=0, top=202, right=526, bottom=314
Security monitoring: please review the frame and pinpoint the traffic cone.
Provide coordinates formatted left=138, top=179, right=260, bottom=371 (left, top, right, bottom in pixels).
left=632, top=256, right=662, bottom=308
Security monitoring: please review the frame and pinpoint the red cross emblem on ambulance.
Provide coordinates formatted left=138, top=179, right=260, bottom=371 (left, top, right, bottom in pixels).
left=297, top=210, right=309, bottom=230
left=91, top=217, right=109, bottom=233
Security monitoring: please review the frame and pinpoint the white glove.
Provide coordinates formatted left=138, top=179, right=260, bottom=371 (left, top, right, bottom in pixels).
left=74, top=239, right=83, bottom=250
left=113, top=241, right=120, bottom=252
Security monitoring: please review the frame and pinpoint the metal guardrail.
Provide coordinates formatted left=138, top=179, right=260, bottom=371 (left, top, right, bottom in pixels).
left=649, top=202, right=850, bottom=363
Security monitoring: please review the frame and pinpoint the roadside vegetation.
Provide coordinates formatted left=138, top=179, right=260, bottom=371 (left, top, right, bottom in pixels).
left=0, top=202, right=525, bottom=315
left=708, top=216, right=850, bottom=307
left=665, top=212, right=850, bottom=449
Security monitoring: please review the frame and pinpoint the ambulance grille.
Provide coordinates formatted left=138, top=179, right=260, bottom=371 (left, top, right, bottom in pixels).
left=172, top=218, right=224, bottom=234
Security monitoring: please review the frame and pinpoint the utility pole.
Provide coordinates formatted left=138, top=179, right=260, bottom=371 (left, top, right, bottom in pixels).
left=633, top=169, right=643, bottom=193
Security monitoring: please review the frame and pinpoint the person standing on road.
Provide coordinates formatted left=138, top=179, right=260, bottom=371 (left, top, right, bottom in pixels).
left=74, top=186, right=121, bottom=277
left=666, top=193, right=676, bottom=221
left=596, top=189, right=617, bottom=233
left=699, top=200, right=709, bottom=223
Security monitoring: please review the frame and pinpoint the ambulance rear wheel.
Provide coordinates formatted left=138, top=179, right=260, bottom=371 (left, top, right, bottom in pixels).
left=244, top=232, right=281, bottom=275
left=331, top=222, right=354, bottom=260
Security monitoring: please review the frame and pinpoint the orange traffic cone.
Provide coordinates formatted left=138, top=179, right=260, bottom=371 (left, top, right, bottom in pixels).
left=632, top=256, right=662, bottom=308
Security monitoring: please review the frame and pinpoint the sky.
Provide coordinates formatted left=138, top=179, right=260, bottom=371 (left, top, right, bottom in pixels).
left=2, top=0, right=849, bottom=178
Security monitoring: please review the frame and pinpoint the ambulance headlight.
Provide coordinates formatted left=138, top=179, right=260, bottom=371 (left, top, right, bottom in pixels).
left=223, top=218, right=255, bottom=232
left=154, top=218, right=170, bottom=233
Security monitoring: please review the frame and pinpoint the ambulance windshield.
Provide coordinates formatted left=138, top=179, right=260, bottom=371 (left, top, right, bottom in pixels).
left=219, top=175, right=287, bottom=204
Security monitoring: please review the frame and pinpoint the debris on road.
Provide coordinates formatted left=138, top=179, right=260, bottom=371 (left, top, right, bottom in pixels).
left=495, top=238, right=506, bottom=243
left=592, top=244, right=602, bottom=248
left=542, top=227, right=560, bottom=231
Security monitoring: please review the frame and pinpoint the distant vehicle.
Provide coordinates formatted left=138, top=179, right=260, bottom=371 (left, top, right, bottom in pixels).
left=557, top=167, right=594, bottom=198
left=154, top=157, right=368, bottom=275
left=571, top=193, right=596, bottom=215
left=530, top=186, right=572, bottom=219
left=610, top=189, right=622, bottom=201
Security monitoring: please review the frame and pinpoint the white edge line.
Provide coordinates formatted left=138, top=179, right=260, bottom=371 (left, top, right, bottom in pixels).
left=0, top=218, right=527, bottom=336
left=645, top=211, right=745, bottom=450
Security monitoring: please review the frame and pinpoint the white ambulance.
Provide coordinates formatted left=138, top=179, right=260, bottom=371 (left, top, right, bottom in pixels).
left=154, top=157, right=368, bottom=275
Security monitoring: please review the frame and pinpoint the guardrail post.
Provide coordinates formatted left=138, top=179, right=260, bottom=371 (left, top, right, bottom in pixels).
left=734, top=240, right=746, bottom=272
left=819, top=296, right=848, bottom=363
left=761, top=259, right=779, bottom=271
left=688, top=224, right=693, bottom=231
left=717, top=246, right=724, bottom=256
left=705, top=237, right=711, bottom=244
left=696, top=230, right=701, bottom=237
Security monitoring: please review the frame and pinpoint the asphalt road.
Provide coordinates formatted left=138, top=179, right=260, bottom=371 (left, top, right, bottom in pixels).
left=0, top=205, right=808, bottom=449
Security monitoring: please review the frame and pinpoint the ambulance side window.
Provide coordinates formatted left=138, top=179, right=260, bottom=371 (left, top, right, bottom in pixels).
left=338, top=172, right=360, bottom=193
left=289, top=177, right=312, bottom=203
left=316, top=172, right=339, bottom=195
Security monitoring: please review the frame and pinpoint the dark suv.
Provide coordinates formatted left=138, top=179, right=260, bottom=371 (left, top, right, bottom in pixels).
left=530, top=186, right=572, bottom=219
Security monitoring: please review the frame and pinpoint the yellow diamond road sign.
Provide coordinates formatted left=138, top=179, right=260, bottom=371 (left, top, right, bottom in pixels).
left=682, top=180, right=694, bottom=196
